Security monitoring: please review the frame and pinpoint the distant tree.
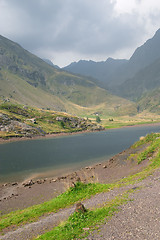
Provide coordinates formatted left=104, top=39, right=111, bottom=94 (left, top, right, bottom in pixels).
left=137, top=105, right=140, bottom=113
left=60, top=121, right=65, bottom=128
left=96, top=116, right=101, bottom=123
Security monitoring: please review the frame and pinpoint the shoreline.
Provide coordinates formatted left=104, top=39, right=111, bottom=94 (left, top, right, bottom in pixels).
left=0, top=121, right=160, bottom=185
left=0, top=141, right=150, bottom=213
left=0, top=121, right=160, bottom=144
left=0, top=129, right=100, bottom=144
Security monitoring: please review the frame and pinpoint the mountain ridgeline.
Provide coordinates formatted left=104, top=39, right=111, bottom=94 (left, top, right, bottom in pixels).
left=0, top=34, right=136, bottom=117
left=63, top=29, right=160, bottom=112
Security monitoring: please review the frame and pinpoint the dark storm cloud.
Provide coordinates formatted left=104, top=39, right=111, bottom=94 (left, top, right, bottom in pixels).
left=0, top=0, right=159, bottom=65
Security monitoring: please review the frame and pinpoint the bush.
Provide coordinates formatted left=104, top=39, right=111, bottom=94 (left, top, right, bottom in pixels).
left=96, top=116, right=101, bottom=123
left=60, top=121, right=65, bottom=128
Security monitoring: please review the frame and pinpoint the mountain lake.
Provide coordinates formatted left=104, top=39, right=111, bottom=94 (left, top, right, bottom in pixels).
left=0, top=124, right=160, bottom=183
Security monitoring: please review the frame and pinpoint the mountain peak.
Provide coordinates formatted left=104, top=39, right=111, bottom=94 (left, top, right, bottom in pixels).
left=129, top=28, right=160, bottom=67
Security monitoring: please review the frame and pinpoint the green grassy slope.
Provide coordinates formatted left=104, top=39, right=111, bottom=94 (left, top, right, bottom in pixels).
left=137, top=88, right=160, bottom=114
left=115, top=58, right=160, bottom=101
left=0, top=34, right=137, bottom=117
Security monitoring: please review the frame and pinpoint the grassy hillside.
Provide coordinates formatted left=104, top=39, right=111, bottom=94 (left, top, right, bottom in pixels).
left=137, top=88, right=160, bottom=114
left=0, top=102, right=104, bottom=139
left=0, top=35, right=114, bottom=108
left=0, top=34, right=139, bottom=118
left=115, top=58, right=160, bottom=101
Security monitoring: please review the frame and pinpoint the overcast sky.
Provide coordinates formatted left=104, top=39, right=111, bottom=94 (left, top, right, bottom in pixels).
left=0, top=0, right=160, bottom=67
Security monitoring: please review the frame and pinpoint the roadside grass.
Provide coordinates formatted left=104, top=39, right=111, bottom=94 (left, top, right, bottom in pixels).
left=0, top=182, right=112, bottom=231
left=35, top=192, right=131, bottom=240
left=0, top=133, right=160, bottom=232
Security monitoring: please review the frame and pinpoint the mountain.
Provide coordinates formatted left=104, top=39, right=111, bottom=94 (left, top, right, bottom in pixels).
left=114, top=58, right=160, bottom=100
left=137, top=88, right=160, bottom=114
left=129, top=29, right=160, bottom=71
left=43, top=58, right=60, bottom=69
left=112, top=29, right=160, bottom=103
left=63, top=58, right=127, bottom=87
left=0, top=35, right=136, bottom=117
left=63, top=29, right=160, bottom=91
left=110, top=28, right=160, bottom=88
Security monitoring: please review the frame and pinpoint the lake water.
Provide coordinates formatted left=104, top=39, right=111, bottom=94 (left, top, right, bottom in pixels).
left=0, top=125, right=160, bottom=183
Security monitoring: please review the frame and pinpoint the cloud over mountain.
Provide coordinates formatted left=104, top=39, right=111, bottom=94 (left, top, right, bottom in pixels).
left=0, top=0, right=160, bottom=66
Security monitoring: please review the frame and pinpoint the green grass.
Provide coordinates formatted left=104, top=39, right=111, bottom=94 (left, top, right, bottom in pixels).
left=36, top=192, right=131, bottom=240
left=137, top=139, right=160, bottom=164
left=132, top=132, right=160, bottom=148
left=125, top=133, right=160, bottom=165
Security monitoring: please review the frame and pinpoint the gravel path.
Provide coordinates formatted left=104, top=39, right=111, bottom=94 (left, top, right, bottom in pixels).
left=86, top=169, right=160, bottom=240
left=1, top=169, right=160, bottom=240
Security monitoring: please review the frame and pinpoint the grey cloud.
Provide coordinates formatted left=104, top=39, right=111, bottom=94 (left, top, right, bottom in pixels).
left=0, top=0, right=159, bottom=64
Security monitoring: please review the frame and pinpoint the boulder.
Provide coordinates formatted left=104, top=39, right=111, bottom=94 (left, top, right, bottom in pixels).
left=23, top=179, right=34, bottom=187
left=75, top=202, right=87, bottom=213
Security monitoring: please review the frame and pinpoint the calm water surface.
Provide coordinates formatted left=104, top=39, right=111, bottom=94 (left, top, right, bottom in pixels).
left=0, top=125, right=160, bottom=182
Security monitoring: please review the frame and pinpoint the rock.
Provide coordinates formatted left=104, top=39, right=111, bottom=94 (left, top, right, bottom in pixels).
left=71, top=182, right=76, bottom=188
left=103, top=165, right=107, bottom=168
left=85, top=166, right=92, bottom=169
left=3, top=183, right=8, bottom=187
left=52, top=179, right=57, bottom=182
left=109, top=158, right=114, bottom=163
left=85, top=166, right=89, bottom=169
left=12, top=182, right=18, bottom=186
left=75, top=202, right=87, bottom=213
left=56, top=117, right=65, bottom=121
left=36, top=179, right=43, bottom=184
left=26, top=118, right=37, bottom=124
left=23, top=179, right=34, bottom=187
